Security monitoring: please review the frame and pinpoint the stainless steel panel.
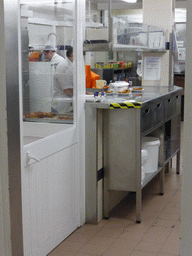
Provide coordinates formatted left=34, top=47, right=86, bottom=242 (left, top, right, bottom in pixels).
left=164, top=95, right=176, bottom=121
left=4, top=0, right=23, bottom=254
left=170, top=115, right=181, bottom=157
left=153, top=101, right=164, bottom=127
left=141, top=106, right=153, bottom=133
left=106, top=109, right=137, bottom=191
left=85, top=104, right=98, bottom=223
left=175, top=93, right=181, bottom=115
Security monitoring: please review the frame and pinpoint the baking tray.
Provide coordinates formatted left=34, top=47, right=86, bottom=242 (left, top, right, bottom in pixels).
left=23, top=115, right=73, bottom=124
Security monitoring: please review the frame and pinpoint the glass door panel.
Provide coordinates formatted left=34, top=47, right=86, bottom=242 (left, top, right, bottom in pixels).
left=21, top=0, right=75, bottom=126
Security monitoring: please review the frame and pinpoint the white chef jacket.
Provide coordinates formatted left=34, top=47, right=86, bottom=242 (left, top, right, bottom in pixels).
left=50, top=53, right=64, bottom=64
left=52, top=57, right=73, bottom=114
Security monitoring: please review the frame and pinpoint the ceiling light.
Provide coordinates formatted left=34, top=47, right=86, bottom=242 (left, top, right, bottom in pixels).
left=121, top=0, right=137, bottom=3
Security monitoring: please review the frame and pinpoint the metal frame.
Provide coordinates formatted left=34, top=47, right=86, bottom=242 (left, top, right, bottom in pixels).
left=4, top=0, right=23, bottom=254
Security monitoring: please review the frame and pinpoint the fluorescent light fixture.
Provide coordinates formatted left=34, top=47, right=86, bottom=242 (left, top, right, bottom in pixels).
left=121, top=0, right=137, bottom=3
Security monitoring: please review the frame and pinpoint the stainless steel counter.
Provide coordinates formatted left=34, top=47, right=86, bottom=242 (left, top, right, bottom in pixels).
left=86, top=85, right=183, bottom=109
left=85, top=85, right=183, bottom=224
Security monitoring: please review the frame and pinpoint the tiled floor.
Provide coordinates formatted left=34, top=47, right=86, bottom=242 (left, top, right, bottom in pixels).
left=48, top=159, right=182, bottom=256
left=48, top=125, right=183, bottom=256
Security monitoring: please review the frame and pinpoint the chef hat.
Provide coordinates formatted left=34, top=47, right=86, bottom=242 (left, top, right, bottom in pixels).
left=43, top=45, right=56, bottom=52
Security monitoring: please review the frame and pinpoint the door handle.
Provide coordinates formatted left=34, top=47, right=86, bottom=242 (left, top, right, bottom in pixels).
left=26, top=151, right=40, bottom=164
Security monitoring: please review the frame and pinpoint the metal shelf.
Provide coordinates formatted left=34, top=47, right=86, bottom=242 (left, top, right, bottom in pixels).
left=83, top=43, right=112, bottom=52
left=142, top=166, right=163, bottom=189
left=83, top=42, right=167, bottom=53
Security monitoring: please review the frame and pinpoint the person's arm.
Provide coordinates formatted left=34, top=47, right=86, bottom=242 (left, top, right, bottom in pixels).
left=64, top=88, right=73, bottom=97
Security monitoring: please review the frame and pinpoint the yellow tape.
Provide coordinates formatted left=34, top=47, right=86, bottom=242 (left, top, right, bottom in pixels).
left=110, top=102, right=141, bottom=109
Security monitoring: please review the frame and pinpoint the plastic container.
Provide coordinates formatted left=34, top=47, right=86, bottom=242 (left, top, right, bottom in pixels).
left=109, top=81, right=129, bottom=92
left=142, top=137, right=160, bottom=174
left=141, top=149, right=148, bottom=184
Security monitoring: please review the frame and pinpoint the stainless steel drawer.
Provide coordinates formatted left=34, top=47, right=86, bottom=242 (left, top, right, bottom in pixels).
left=141, top=107, right=153, bottom=133
left=153, top=102, right=164, bottom=127
left=164, top=96, right=176, bottom=121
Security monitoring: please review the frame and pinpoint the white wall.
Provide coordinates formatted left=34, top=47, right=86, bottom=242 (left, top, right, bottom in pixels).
left=0, top=1, right=12, bottom=255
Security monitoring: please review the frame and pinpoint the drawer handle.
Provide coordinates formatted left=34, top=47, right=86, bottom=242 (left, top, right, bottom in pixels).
left=167, top=99, right=171, bottom=103
left=176, top=95, right=179, bottom=99
left=157, top=103, right=161, bottom=108
left=145, top=108, right=150, bottom=114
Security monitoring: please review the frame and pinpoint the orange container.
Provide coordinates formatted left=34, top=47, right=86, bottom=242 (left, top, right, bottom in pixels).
left=119, top=61, right=123, bottom=68
left=91, top=71, right=100, bottom=88
left=85, top=65, right=91, bottom=88
left=29, top=52, right=41, bottom=61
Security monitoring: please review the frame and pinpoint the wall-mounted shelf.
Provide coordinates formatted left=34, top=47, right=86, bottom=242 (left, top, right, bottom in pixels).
left=83, top=43, right=112, bottom=52
left=83, top=42, right=167, bottom=53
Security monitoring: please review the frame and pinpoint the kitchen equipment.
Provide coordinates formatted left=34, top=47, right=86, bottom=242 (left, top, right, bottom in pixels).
left=109, top=81, right=129, bottom=93
left=142, top=137, right=160, bottom=174
left=96, top=80, right=106, bottom=89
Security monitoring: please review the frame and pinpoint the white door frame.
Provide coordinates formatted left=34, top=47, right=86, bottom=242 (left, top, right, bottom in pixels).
left=74, top=0, right=86, bottom=226
left=1, top=0, right=86, bottom=254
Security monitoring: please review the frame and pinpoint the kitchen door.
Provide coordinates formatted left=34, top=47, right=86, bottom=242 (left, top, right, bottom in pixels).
left=20, top=1, right=85, bottom=255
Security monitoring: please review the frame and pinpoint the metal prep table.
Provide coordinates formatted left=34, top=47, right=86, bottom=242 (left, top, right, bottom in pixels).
left=85, top=85, right=183, bottom=223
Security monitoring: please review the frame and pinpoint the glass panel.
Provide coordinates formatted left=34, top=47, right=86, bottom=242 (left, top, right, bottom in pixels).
left=21, top=0, right=74, bottom=124
left=174, top=23, right=186, bottom=73
left=113, top=18, right=148, bottom=47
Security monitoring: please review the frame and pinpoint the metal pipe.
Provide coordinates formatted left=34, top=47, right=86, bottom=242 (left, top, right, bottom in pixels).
left=108, top=0, right=113, bottom=44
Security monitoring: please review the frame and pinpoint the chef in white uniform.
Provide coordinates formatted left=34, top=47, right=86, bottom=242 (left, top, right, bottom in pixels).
left=43, top=45, right=64, bottom=64
left=52, top=46, right=73, bottom=114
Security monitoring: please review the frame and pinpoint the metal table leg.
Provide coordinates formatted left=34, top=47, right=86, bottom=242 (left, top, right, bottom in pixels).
left=176, top=150, right=180, bottom=174
left=136, top=189, right=142, bottom=223
left=160, top=168, right=164, bottom=195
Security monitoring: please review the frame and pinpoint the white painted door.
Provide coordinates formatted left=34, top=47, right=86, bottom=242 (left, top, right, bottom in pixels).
left=22, top=127, right=79, bottom=256
left=20, top=1, right=86, bottom=255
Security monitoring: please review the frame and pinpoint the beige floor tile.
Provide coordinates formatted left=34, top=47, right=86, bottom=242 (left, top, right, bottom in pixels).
left=141, top=231, right=169, bottom=244
left=139, top=216, right=157, bottom=226
left=161, top=205, right=181, bottom=215
left=48, top=241, right=84, bottom=255
left=75, top=223, right=104, bottom=236
left=134, top=241, right=163, bottom=253
left=103, top=218, right=134, bottom=229
left=146, top=226, right=171, bottom=235
left=125, top=223, right=150, bottom=233
left=159, top=243, right=180, bottom=255
left=48, top=250, right=76, bottom=256
left=159, top=233, right=180, bottom=255
left=75, top=253, right=95, bottom=256
left=95, top=226, right=124, bottom=238
left=151, top=218, right=178, bottom=228
left=66, top=232, right=93, bottom=244
left=117, top=230, right=145, bottom=242
left=158, top=253, right=180, bottom=256
left=112, top=238, right=139, bottom=250
left=130, top=251, right=158, bottom=256
left=78, top=242, right=110, bottom=255
left=102, top=245, right=133, bottom=256
left=157, top=211, right=180, bottom=221
left=87, top=235, right=116, bottom=246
